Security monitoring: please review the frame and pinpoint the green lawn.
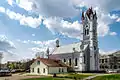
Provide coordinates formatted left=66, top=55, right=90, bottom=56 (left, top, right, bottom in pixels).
left=23, top=77, right=66, bottom=80
left=22, top=73, right=94, bottom=80
left=65, top=73, right=94, bottom=79
left=92, top=74, right=120, bottom=80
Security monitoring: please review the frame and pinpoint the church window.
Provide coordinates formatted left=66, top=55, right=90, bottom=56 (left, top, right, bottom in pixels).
left=86, top=25, right=88, bottom=28
left=75, top=58, right=78, bottom=66
left=85, top=29, right=87, bottom=35
left=64, top=59, right=66, bottom=63
left=69, top=58, right=71, bottom=66
left=87, top=29, right=89, bottom=35
left=83, top=54, right=85, bottom=64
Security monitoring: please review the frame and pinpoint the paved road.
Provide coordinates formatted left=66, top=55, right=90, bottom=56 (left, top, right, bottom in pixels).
left=0, top=73, right=41, bottom=80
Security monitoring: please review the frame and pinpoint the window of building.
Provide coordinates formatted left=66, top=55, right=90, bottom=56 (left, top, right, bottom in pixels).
left=105, top=59, right=108, bottom=63
left=87, top=29, right=89, bottom=35
left=114, top=65, right=117, bottom=69
left=62, top=68, right=64, bottom=72
left=32, top=68, right=34, bottom=72
left=43, top=68, right=45, bottom=73
left=64, top=59, right=66, bottom=63
left=37, top=68, right=40, bottom=73
left=85, top=29, right=87, bottom=35
left=105, top=65, right=108, bottom=69
left=75, top=58, right=78, bottom=66
left=59, top=68, right=61, bottom=73
left=99, top=59, right=101, bottom=63
left=37, top=61, right=40, bottom=65
left=83, top=54, right=85, bottom=64
left=69, top=58, right=71, bottom=66
left=102, top=59, right=104, bottom=63
left=94, top=46, right=96, bottom=50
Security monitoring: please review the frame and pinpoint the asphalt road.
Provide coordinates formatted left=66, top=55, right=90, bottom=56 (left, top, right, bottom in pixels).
left=0, top=73, right=41, bottom=80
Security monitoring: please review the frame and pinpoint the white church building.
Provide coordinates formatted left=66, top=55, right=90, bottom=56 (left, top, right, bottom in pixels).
left=50, top=8, right=99, bottom=72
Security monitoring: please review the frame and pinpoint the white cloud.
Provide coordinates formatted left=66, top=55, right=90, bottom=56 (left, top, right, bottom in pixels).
left=17, top=38, right=58, bottom=52
left=43, top=17, right=83, bottom=39
left=99, top=49, right=117, bottom=55
left=5, top=0, right=119, bottom=38
left=94, top=7, right=116, bottom=37
left=0, top=7, right=43, bottom=28
left=72, top=0, right=120, bottom=13
left=5, top=9, right=43, bottom=28
left=32, top=34, right=35, bottom=36
left=0, top=7, right=5, bottom=13
left=116, top=18, right=120, bottom=22
left=8, top=0, right=80, bottom=18
left=16, top=0, right=33, bottom=11
left=109, top=14, right=118, bottom=19
left=7, top=0, right=13, bottom=6
left=0, top=35, right=16, bottom=51
left=0, top=35, right=17, bottom=63
left=109, top=32, right=117, bottom=36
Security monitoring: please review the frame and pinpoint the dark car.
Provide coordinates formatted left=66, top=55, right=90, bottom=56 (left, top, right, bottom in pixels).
left=0, top=69, right=12, bottom=76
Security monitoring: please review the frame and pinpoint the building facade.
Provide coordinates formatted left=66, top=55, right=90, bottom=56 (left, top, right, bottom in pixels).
left=30, top=58, right=67, bottom=75
left=50, top=8, right=99, bottom=72
left=99, top=51, right=120, bottom=70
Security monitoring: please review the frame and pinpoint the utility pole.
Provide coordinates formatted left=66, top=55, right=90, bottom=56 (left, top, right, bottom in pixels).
left=46, top=47, right=50, bottom=59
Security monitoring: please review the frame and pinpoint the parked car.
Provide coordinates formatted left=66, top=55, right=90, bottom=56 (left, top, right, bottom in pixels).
left=0, top=69, right=12, bottom=76
left=106, top=69, right=117, bottom=73
left=11, top=69, right=16, bottom=73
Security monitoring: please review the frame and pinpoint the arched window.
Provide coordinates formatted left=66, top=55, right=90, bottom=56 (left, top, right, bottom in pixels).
left=64, top=59, right=66, bottom=63
left=94, top=46, right=96, bottom=50
left=59, top=68, right=61, bottom=73
left=37, top=61, right=40, bottom=65
left=84, top=25, right=89, bottom=35
left=87, top=29, right=89, bottom=35
left=43, top=68, right=45, bottom=73
left=32, top=68, right=34, bottom=72
left=69, top=58, right=71, bottom=66
left=37, top=68, right=40, bottom=73
left=75, top=58, right=78, bottom=66
left=85, top=29, right=87, bottom=35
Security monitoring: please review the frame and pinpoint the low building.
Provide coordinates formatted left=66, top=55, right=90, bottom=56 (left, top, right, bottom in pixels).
left=30, top=58, right=68, bottom=75
left=99, top=50, right=120, bottom=71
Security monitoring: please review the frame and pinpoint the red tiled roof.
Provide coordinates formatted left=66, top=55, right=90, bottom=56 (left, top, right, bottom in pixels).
left=35, top=58, right=68, bottom=67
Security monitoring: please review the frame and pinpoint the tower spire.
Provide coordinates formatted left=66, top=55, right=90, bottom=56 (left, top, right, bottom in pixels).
left=81, top=11, right=84, bottom=22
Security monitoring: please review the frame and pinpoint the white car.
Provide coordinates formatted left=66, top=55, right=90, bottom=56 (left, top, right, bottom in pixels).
left=106, top=69, right=117, bottom=73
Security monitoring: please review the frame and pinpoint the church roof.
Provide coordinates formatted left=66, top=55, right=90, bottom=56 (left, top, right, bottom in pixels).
left=52, top=42, right=88, bottom=54
left=35, top=58, right=68, bottom=67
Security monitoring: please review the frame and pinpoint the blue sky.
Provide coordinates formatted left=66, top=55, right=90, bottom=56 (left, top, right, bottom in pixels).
left=0, top=0, right=120, bottom=63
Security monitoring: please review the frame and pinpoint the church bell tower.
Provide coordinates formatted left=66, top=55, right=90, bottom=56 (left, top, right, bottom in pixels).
left=81, top=7, right=99, bottom=71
